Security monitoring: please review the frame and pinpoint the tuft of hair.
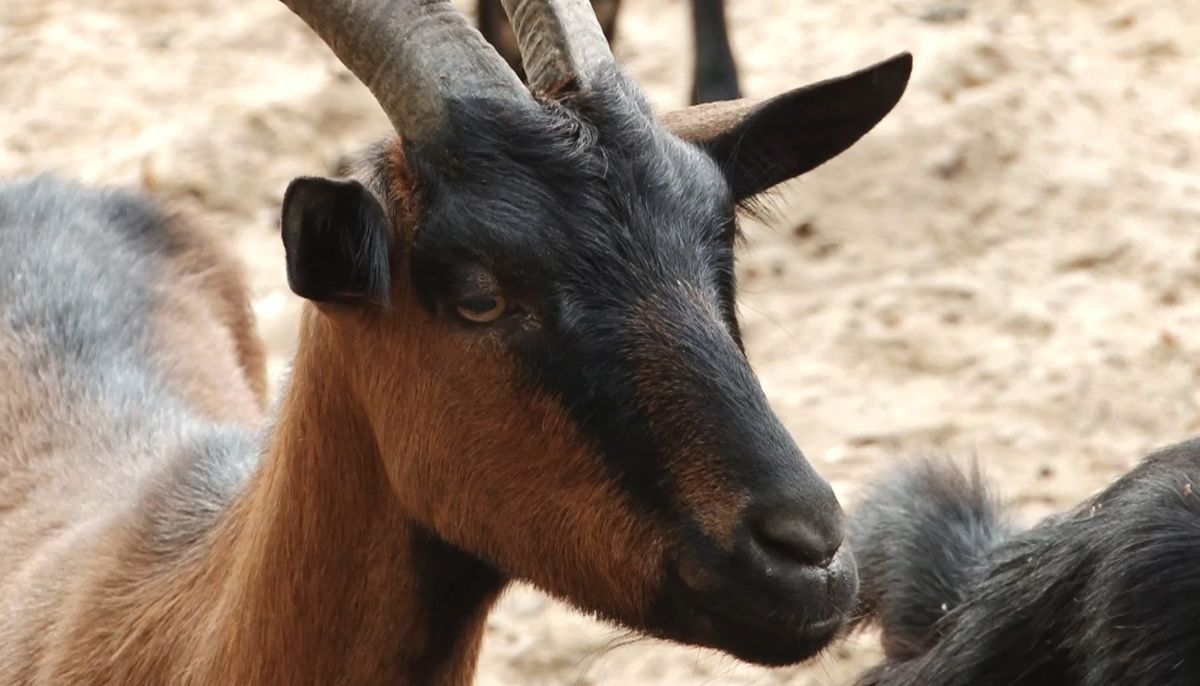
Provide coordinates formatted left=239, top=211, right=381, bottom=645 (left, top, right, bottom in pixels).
left=848, top=458, right=1013, bottom=660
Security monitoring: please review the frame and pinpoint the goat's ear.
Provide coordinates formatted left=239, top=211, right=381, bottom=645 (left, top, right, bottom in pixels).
left=281, top=177, right=391, bottom=307
left=662, top=52, right=912, bottom=202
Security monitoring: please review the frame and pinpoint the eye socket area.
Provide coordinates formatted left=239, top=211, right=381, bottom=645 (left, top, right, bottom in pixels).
left=431, top=260, right=528, bottom=327
left=454, top=293, right=508, bottom=324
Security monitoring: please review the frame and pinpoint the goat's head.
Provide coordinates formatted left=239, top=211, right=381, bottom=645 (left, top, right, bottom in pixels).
left=279, top=0, right=910, bottom=666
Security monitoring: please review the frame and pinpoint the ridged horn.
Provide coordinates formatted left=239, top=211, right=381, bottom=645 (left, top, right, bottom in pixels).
left=280, top=0, right=532, bottom=142
left=499, top=0, right=615, bottom=94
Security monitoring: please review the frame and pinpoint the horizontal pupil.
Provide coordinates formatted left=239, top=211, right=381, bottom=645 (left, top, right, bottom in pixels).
left=462, top=297, right=498, bottom=312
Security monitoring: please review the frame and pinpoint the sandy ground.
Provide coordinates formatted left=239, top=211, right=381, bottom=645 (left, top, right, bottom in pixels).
left=4, top=0, right=1200, bottom=683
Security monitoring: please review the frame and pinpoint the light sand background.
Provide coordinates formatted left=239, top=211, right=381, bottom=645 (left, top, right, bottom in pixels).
left=3, top=0, right=1199, bottom=683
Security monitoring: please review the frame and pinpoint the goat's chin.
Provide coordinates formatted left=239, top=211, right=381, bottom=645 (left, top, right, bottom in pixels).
left=643, top=548, right=859, bottom=667
left=626, top=596, right=852, bottom=668
left=665, top=602, right=848, bottom=667
left=702, top=612, right=847, bottom=667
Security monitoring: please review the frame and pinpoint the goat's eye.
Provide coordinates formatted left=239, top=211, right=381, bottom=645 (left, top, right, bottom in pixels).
left=455, top=295, right=507, bottom=323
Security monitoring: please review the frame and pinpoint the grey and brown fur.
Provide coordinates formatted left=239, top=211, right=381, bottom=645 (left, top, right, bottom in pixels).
left=0, top=176, right=266, bottom=683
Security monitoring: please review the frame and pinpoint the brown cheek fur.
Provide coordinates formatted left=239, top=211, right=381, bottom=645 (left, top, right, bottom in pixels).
left=345, top=291, right=667, bottom=628
left=370, top=141, right=670, bottom=627
left=629, top=285, right=749, bottom=552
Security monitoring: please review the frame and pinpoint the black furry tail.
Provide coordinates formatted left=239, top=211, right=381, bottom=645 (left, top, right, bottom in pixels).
left=847, top=459, right=1013, bottom=661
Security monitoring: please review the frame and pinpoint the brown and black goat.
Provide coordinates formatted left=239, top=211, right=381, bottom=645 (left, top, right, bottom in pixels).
left=0, top=0, right=910, bottom=684
left=478, top=0, right=742, bottom=104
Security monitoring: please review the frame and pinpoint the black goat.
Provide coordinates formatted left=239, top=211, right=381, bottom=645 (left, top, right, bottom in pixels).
left=477, top=0, right=741, bottom=104
left=849, top=443, right=1200, bottom=686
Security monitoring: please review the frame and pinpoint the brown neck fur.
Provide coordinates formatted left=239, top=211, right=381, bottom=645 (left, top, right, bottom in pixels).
left=152, top=311, right=505, bottom=686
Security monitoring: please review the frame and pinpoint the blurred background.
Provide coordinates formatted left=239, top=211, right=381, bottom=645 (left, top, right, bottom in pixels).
left=3, top=0, right=1199, bottom=683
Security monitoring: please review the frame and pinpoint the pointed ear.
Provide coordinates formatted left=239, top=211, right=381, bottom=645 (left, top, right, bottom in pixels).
left=281, top=177, right=391, bottom=307
left=662, top=52, right=913, bottom=202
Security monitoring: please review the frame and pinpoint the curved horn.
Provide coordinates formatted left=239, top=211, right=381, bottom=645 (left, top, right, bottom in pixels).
left=499, top=0, right=615, bottom=94
left=280, top=0, right=531, bottom=143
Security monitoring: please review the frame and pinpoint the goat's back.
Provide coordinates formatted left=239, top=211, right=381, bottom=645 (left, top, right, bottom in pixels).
left=0, top=175, right=265, bottom=681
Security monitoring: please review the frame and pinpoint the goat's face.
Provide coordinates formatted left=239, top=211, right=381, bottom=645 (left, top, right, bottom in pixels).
left=281, top=58, right=910, bottom=666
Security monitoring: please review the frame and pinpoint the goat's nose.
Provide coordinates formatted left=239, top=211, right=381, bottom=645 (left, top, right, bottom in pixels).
left=747, top=506, right=844, bottom=569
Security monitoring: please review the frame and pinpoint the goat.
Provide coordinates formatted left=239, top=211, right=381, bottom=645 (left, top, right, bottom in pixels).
left=477, top=0, right=742, bottom=104
left=847, top=444, right=1200, bottom=686
left=0, top=0, right=911, bottom=683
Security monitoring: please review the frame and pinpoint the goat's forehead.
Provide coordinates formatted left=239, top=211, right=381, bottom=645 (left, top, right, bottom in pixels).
left=415, top=138, right=731, bottom=290
left=425, top=115, right=726, bottom=230
left=345, top=95, right=735, bottom=297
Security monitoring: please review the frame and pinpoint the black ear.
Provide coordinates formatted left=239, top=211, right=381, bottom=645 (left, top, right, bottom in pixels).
left=281, top=177, right=391, bottom=307
left=665, top=52, right=913, bottom=202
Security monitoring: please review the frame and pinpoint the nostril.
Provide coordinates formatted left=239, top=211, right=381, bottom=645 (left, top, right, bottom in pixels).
left=749, top=513, right=841, bottom=568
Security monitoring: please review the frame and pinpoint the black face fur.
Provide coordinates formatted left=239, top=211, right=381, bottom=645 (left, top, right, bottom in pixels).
left=405, top=81, right=856, bottom=660
left=408, top=80, right=743, bottom=510
left=282, top=55, right=912, bottom=665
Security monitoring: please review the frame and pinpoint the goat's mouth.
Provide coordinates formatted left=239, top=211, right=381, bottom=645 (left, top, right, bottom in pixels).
left=649, top=546, right=858, bottom=666
left=687, top=597, right=849, bottom=666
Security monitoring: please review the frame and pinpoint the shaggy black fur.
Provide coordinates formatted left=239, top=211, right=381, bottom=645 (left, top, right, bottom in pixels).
left=850, top=442, right=1200, bottom=686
